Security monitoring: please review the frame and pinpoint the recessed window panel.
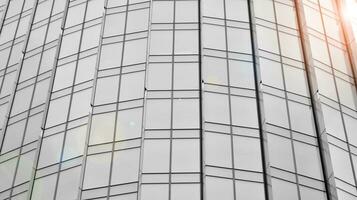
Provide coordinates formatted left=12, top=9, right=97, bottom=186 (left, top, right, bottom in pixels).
left=38, top=133, right=64, bottom=168
left=141, top=184, right=169, bottom=200
left=56, top=167, right=81, bottom=200
left=111, top=148, right=140, bottom=184
left=231, top=96, right=259, bottom=128
left=303, top=6, right=323, bottom=32
left=65, top=3, right=85, bottom=27
left=175, top=30, right=198, bottom=54
left=100, top=43, right=123, bottom=69
left=86, top=0, right=105, bottom=21
left=83, top=153, right=111, bottom=189
left=15, top=152, right=36, bottom=185
left=0, top=158, right=17, bottom=191
left=2, top=120, right=25, bottom=152
left=336, top=78, right=357, bottom=109
left=123, top=39, right=147, bottom=65
left=283, top=65, right=308, bottom=96
left=344, top=114, right=357, bottom=146
left=227, top=27, right=251, bottom=54
left=150, top=31, right=173, bottom=55
left=95, top=76, right=119, bottom=105
left=147, top=63, right=172, bottom=90
left=288, top=101, right=315, bottom=135
left=254, top=0, right=275, bottom=22
left=309, top=36, right=330, bottom=65
left=60, top=31, right=81, bottom=58
left=294, top=141, right=323, bottom=179
left=228, top=60, right=255, bottom=89
left=279, top=32, right=302, bottom=61
left=205, top=92, right=230, bottom=124
left=173, top=99, right=199, bottom=129
left=152, top=1, right=173, bottom=23
left=104, top=12, right=126, bottom=37
left=275, top=2, right=297, bottom=28
left=172, top=139, right=199, bottom=172
left=321, top=104, right=345, bottom=140
left=203, top=56, right=227, bottom=85
left=81, top=25, right=101, bottom=50
left=175, top=1, right=198, bottom=22
left=314, top=68, right=337, bottom=100
left=76, top=55, right=96, bottom=84
left=272, top=178, right=299, bottom=200
left=146, top=99, right=171, bottom=129
left=31, top=174, right=57, bottom=200
left=89, top=112, right=115, bottom=145
left=256, top=26, right=279, bottom=54
left=329, top=145, right=355, bottom=184
left=174, top=63, right=199, bottom=89
left=115, top=108, right=142, bottom=140
left=203, top=0, right=224, bottom=18
left=235, top=181, right=265, bottom=200
left=263, top=94, right=289, bottom=128
left=119, top=71, right=145, bottom=101
left=53, top=62, right=76, bottom=91
left=142, top=140, right=170, bottom=172
left=203, top=24, right=225, bottom=50
left=206, top=177, right=234, bottom=200
left=205, top=132, right=232, bottom=167
left=225, top=0, right=248, bottom=21
left=63, top=126, right=86, bottom=160
left=233, top=136, right=262, bottom=171
left=171, top=184, right=200, bottom=200
left=11, top=85, right=33, bottom=115
left=300, top=186, right=327, bottom=200
left=46, top=96, right=71, bottom=128
left=268, top=134, right=295, bottom=171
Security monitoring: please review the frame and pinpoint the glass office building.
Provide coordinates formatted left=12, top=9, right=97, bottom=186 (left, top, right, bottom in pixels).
left=0, top=0, right=356, bottom=199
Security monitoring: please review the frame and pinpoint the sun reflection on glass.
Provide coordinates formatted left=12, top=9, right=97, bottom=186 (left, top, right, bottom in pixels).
left=344, top=0, right=357, bottom=38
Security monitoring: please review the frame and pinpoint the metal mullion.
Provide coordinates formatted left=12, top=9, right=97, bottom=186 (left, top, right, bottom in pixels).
left=52, top=0, right=92, bottom=199
left=168, top=0, right=176, bottom=199
left=219, top=0, right=238, bottom=199
left=26, top=0, right=72, bottom=198
left=77, top=0, right=107, bottom=198
left=247, top=0, right=273, bottom=199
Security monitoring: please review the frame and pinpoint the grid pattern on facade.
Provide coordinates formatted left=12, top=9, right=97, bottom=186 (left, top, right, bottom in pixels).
left=0, top=0, right=356, bottom=200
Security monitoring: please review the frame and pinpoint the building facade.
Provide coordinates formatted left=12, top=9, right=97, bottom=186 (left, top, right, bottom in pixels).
left=0, top=0, right=356, bottom=199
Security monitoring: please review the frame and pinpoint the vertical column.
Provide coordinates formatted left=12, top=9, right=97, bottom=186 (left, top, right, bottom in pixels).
left=201, top=0, right=268, bottom=199
left=79, top=0, right=150, bottom=199
left=138, top=0, right=201, bottom=200
left=300, top=0, right=357, bottom=199
left=0, top=0, right=67, bottom=199
left=27, top=0, right=105, bottom=199
left=253, top=0, right=330, bottom=199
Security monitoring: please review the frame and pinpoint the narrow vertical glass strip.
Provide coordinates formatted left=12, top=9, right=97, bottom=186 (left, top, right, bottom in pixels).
left=27, top=0, right=105, bottom=199
left=201, top=0, right=267, bottom=200
left=138, top=0, right=201, bottom=200
left=0, top=0, right=68, bottom=199
left=78, top=0, right=150, bottom=199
